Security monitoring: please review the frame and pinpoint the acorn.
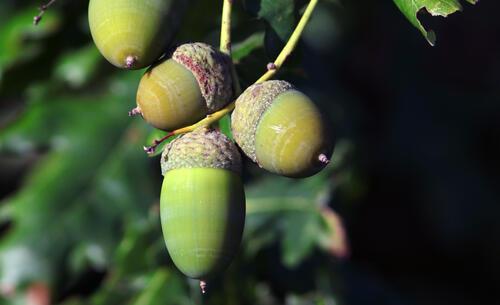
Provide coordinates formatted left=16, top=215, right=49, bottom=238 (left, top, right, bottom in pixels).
left=133, top=43, right=233, bottom=131
left=160, top=127, right=245, bottom=280
left=88, top=0, right=186, bottom=69
left=231, top=80, right=333, bottom=178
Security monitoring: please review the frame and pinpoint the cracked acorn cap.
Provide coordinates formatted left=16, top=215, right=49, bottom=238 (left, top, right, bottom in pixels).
left=231, top=80, right=333, bottom=178
left=135, top=43, right=233, bottom=131
left=88, top=0, right=186, bottom=69
left=160, top=128, right=245, bottom=280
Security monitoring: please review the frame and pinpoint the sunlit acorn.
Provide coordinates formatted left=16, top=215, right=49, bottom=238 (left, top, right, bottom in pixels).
left=160, top=127, right=245, bottom=280
left=132, top=43, right=233, bottom=131
left=88, top=0, right=185, bottom=69
left=231, top=80, right=333, bottom=178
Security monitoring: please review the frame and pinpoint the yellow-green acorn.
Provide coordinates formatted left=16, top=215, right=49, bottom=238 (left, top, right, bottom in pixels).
left=160, top=128, right=245, bottom=280
left=133, top=43, right=233, bottom=131
left=231, top=80, right=333, bottom=178
left=88, top=0, right=186, bottom=69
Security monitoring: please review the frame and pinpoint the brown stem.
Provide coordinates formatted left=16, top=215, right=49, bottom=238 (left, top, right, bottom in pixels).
left=143, top=132, right=175, bottom=155
left=33, top=0, right=57, bottom=25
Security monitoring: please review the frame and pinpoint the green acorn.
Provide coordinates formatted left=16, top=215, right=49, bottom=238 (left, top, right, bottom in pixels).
left=133, top=43, right=233, bottom=131
left=88, top=0, right=187, bottom=69
left=231, top=80, right=333, bottom=178
left=160, top=128, right=245, bottom=280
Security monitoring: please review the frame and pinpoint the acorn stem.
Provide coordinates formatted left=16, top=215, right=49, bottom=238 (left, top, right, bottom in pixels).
left=144, top=0, right=319, bottom=149
left=199, top=280, right=208, bottom=294
left=33, top=0, right=57, bottom=25
left=128, top=106, right=142, bottom=117
left=220, top=0, right=233, bottom=56
left=144, top=132, right=175, bottom=155
left=220, top=0, right=242, bottom=96
left=256, top=0, right=319, bottom=84
left=319, top=154, right=330, bottom=164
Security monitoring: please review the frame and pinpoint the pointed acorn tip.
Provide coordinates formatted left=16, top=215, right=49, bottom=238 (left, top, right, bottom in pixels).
left=128, top=107, right=142, bottom=117
left=125, top=55, right=137, bottom=69
left=199, top=280, right=207, bottom=294
left=319, top=154, right=330, bottom=165
left=143, top=146, right=155, bottom=155
left=33, top=15, right=42, bottom=25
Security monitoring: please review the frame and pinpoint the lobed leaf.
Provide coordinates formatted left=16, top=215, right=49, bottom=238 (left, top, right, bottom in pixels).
left=393, top=0, right=478, bottom=45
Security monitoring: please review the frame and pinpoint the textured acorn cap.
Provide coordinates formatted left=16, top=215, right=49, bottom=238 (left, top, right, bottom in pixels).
left=172, top=43, right=233, bottom=113
left=231, top=80, right=293, bottom=162
left=161, top=127, right=241, bottom=175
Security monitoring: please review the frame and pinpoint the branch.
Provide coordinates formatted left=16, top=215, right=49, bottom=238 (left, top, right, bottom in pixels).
left=220, top=0, right=233, bottom=56
left=220, top=0, right=242, bottom=98
left=145, top=0, right=318, bottom=154
left=33, top=0, right=57, bottom=25
left=255, top=0, right=319, bottom=83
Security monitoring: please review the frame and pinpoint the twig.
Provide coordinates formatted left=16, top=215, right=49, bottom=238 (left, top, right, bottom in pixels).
left=220, top=0, right=242, bottom=97
left=220, top=0, right=233, bottom=56
left=255, top=0, right=318, bottom=83
left=33, top=0, right=58, bottom=25
left=144, top=132, right=175, bottom=155
left=145, top=0, right=319, bottom=155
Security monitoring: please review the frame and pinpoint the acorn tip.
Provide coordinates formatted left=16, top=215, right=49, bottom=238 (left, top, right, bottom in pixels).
left=199, top=280, right=207, bottom=294
left=125, top=55, right=137, bottom=69
left=319, top=154, right=330, bottom=164
left=128, top=106, right=142, bottom=117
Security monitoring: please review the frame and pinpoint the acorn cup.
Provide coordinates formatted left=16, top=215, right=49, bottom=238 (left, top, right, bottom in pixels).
left=133, top=43, right=234, bottom=131
left=160, top=128, right=245, bottom=280
left=88, top=0, right=187, bottom=69
left=231, top=80, right=333, bottom=178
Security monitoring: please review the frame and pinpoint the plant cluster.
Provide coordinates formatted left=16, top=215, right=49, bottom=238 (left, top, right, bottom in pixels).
left=87, top=0, right=333, bottom=291
left=15, top=0, right=477, bottom=300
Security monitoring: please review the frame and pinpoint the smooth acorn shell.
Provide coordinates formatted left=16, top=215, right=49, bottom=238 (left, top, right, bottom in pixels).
left=232, top=81, right=333, bottom=178
left=88, top=0, right=182, bottom=69
left=160, top=168, right=245, bottom=279
left=137, top=59, right=206, bottom=131
left=255, top=90, right=331, bottom=177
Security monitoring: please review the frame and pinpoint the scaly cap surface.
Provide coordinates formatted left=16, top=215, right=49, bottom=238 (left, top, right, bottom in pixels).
left=173, top=43, right=233, bottom=113
left=161, top=127, right=242, bottom=175
left=231, top=80, right=293, bottom=162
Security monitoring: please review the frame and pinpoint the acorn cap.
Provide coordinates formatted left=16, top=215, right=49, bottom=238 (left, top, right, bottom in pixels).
left=231, top=80, right=293, bottom=162
left=161, top=127, right=242, bottom=175
left=173, top=43, right=233, bottom=113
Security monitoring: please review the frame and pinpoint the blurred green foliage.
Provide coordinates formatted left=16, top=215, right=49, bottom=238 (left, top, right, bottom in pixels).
left=1, top=0, right=491, bottom=304
left=0, top=1, right=352, bottom=304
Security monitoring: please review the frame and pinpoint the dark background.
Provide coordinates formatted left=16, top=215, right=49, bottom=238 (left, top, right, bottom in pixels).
left=0, top=0, right=498, bottom=304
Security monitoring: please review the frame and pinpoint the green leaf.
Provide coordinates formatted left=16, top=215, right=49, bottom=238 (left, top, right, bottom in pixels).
left=0, top=72, right=156, bottom=288
left=53, top=44, right=102, bottom=88
left=130, top=269, right=188, bottom=305
left=0, top=9, right=60, bottom=84
left=218, top=114, right=233, bottom=140
left=244, top=171, right=334, bottom=267
left=232, top=32, right=265, bottom=63
left=281, top=211, right=325, bottom=267
left=393, top=0, right=478, bottom=45
left=243, top=0, right=296, bottom=55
